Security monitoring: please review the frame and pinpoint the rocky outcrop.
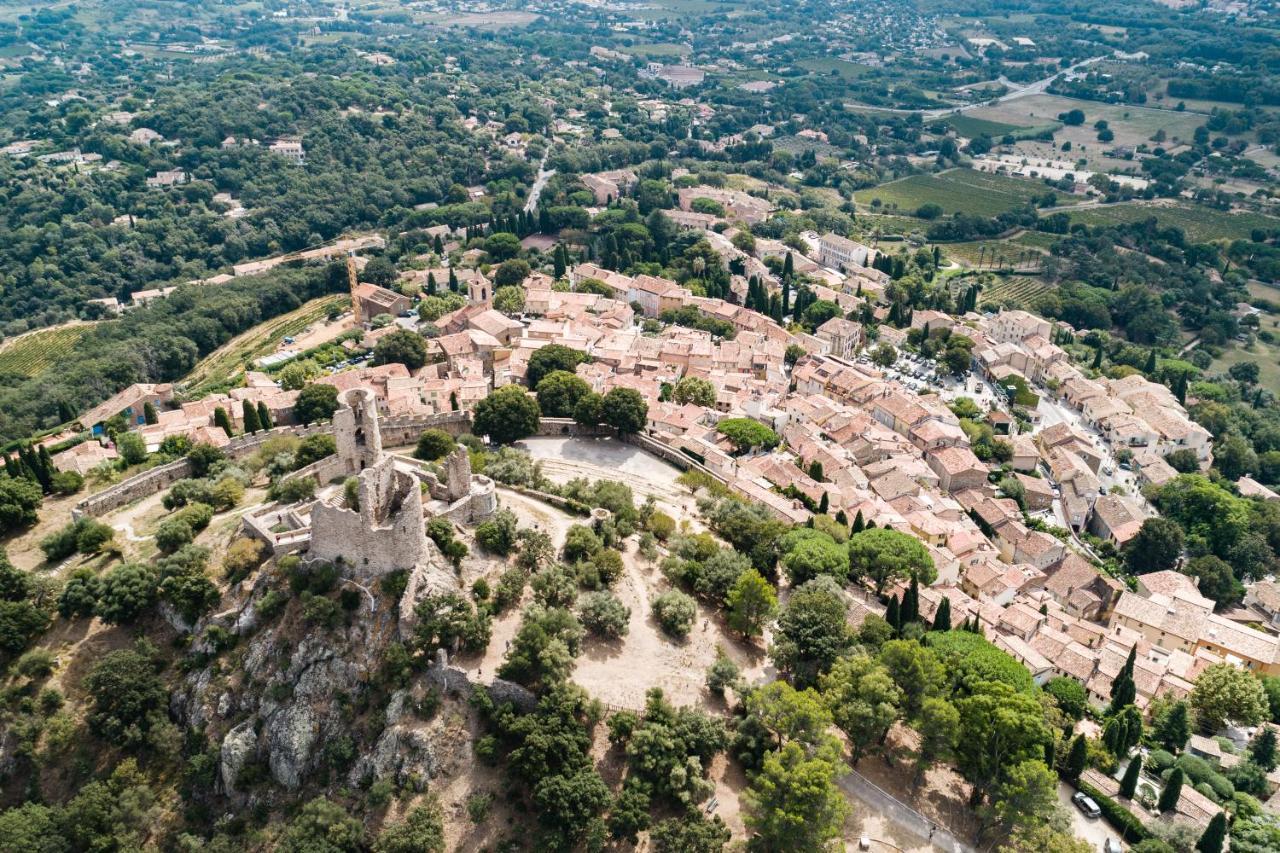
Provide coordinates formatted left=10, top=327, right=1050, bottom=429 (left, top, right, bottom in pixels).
left=219, top=719, right=258, bottom=793
left=266, top=703, right=320, bottom=789
left=397, top=541, right=460, bottom=640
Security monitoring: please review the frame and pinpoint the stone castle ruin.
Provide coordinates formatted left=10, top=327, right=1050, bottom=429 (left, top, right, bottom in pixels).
left=242, top=388, right=496, bottom=582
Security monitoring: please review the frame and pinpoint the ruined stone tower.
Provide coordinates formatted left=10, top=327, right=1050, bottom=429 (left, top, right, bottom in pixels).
left=332, top=388, right=382, bottom=475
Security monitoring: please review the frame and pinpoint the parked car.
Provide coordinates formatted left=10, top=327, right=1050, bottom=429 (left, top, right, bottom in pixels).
left=1104, top=839, right=1123, bottom=853
left=1073, top=792, right=1102, bottom=819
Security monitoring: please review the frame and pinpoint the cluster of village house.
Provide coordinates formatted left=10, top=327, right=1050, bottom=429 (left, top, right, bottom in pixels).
left=45, top=174, right=1280, bottom=820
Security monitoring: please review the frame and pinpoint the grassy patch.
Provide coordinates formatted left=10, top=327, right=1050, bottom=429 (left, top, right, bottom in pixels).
left=1212, top=336, right=1280, bottom=398
left=799, top=57, right=874, bottom=80
left=0, top=324, right=93, bottom=379
left=1067, top=203, right=1280, bottom=242
left=858, top=168, right=1067, bottom=217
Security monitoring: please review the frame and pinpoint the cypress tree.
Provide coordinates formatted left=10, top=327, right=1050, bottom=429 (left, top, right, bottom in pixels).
left=257, top=401, right=273, bottom=430
left=818, top=492, right=829, bottom=514
left=932, top=597, right=951, bottom=632
left=1145, top=349, right=1157, bottom=374
left=427, top=272, right=438, bottom=295
left=1064, top=734, right=1087, bottom=782
left=214, top=407, right=234, bottom=438
left=783, top=251, right=794, bottom=279
left=1249, top=725, right=1277, bottom=772
left=449, top=268, right=458, bottom=292
left=37, top=446, right=55, bottom=491
left=885, top=595, right=901, bottom=634
left=242, top=400, right=262, bottom=434
left=834, top=509, right=847, bottom=526
left=1120, top=754, right=1142, bottom=799
left=902, top=575, right=919, bottom=624
left=143, top=401, right=158, bottom=425
left=852, top=510, right=864, bottom=533
left=450, top=391, right=459, bottom=411
left=1158, top=768, right=1184, bottom=814
left=1155, top=701, right=1190, bottom=753
left=782, top=277, right=790, bottom=315
left=433, top=233, right=444, bottom=254
left=1195, top=812, right=1226, bottom=853
left=1092, top=345, right=1103, bottom=369
left=3, top=454, right=17, bottom=479
left=554, top=244, right=567, bottom=279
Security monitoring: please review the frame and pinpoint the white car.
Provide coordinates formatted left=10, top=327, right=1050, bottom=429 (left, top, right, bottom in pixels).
left=1103, top=839, right=1123, bottom=853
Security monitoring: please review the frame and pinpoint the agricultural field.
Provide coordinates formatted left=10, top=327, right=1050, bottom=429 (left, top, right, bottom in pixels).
left=975, top=275, right=1053, bottom=309
left=966, top=94, right=1209, bottom=171
left=857, top=168, right=1070, bottom=217
left=798, top=57, right=875, bottom=80
left=1067, top=202, right=1280, bottom=242
left=0, top=323, right=93, bottom=379
left=943, top=114, right=1026, bottom=139
left=182, top=294, right=347, bottom=397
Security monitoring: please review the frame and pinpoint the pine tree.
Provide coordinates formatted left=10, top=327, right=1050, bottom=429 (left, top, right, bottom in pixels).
left=931, top=597, right=951, bottom=632
left=214, top=406, right=234, bottom=438
left=257, top=401, right=273, bottom=430
left=852, top=510, right=864, bottom=533
left=1158, top=768, right=1183, bottom=814
left=1195, top=812, right=1226, bottom=853
left=1064, top=734, right=1087, bottom=782
left=242, top=400, right=262, bottom=434
left=885, top=595, right=901, bottom=634
left=1119, top=754, right=1142, bottom=799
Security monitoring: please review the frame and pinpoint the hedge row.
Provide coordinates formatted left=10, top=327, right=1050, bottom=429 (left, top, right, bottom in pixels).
left=1077, top=780, right=1152, bottom=843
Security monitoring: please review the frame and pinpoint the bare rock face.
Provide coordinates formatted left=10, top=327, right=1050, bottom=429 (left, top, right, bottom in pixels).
left=348, top=723, right=438, bottom=788
left=219, top=719, right=258, bottom=794
left=266, top=703, right=320, bottom=789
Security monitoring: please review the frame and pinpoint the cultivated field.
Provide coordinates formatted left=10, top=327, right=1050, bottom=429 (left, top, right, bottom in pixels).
left=1067, top=202, right=1280, bottom=242
left=976, top=275, right=1053, bottom=308
left=0, top=322, right=93, bottom=379
left=943, top=114, right=1027, bottom=138
left=799, top=57, right=874, bottom=80
left=858, top=168, right=1072, bottom=217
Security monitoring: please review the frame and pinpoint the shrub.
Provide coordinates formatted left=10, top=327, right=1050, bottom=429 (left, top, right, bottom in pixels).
left=414, top=429, right=456, bottom=461
left=578, top=591, right=630, bottom=639
left=652, top=590, right=697, bottom=638
left=173, top=502, right=215, bottom=532
left=14, top=648, right=56, bottom=679
left=706, top=648, right=741, bottom=696
left=1146, top=749, right=1176, bottom=773
left=491, top=567, right=527, bottom=614
left=51, top=470, right=84, bottom=495
left=647, top=510, right=675, bottom=541
left=1077, top=780, right=1151, bottom=843
left=95, top=563, right=159, bottom=625
left=271, top=476, right=317, bottom=503
left=562, top=524, right=602, bottom=563
left=302, top=595, right=342, bottom=629
left=154, top=519, right=194, bottom=554
left=39, top=525, right=79, bottom=562
left=531, top=563, right=578, bottom=608
left=223, top=538, right=266, bottom=582
left=58, top=568, right=100, bottom=618
left=475, top=508, right=518, bottom=555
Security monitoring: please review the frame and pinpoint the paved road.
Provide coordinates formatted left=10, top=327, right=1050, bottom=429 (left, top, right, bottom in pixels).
left=846, top=56, right=1107, bottom=118
left=523, top=152, right=555, bottom=213
left=838, top=769, right=975, bottom=853
left=1059, top=782, right=1114, bottom=851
